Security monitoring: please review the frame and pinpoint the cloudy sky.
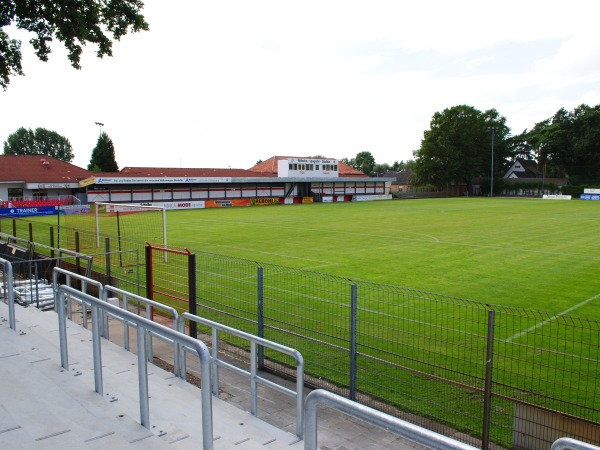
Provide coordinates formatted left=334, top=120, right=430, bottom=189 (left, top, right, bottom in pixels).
left=1, top=0, right=599, bottom=171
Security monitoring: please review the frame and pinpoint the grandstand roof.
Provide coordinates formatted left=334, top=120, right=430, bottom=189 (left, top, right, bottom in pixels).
left=116, top=166, right=266, bottom=178
left=248, top=156, right=368, bottom=177
left=0, top=155, right=91, bottom=183
left=0, top=155, right=368, bottom=185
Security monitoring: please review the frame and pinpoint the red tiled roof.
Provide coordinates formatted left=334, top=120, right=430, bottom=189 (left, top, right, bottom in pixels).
left=248, top=156, right=367, bottom=177
left=116, top=167, right=265, bottom=178
left=0, top=155, right=91, bottom=183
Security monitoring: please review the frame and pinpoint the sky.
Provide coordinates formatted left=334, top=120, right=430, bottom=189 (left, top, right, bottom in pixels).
left=1, top=0, right=600, bottom=171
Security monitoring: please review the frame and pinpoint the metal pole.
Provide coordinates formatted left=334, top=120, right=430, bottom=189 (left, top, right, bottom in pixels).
left=490, top=127, right=495, bottom=197
left=105, top=237, right=111, bottom=285
left=91, top=304, right=104, bottom=395
left=350, top=284, right=358, bottom=400
left=188, top=253, right=197, bottom=339
left=482, top=309, right=495, bottom=449
left=137, top=324, right=150, bottom=428
left=257, top=266, right=264, bottom=369
left=2, top=259, right=16, bottom=330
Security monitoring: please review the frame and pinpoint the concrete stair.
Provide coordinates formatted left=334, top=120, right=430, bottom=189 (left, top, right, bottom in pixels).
left=0, top=303, right=301, bottom=449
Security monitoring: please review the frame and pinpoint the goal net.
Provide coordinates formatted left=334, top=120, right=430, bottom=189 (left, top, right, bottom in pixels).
left=61, top=203, right=167, bottom=263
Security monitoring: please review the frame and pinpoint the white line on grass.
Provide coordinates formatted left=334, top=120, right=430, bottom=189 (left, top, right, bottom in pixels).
left=504, top=292, right=600, bottom=343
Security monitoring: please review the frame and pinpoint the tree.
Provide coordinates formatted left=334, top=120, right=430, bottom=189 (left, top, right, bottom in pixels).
left=346, top=151, right=376, bottom=176
left=514, top=104, right=600, bottom=184
left=3, top=126, right=74, bottom=161
left=373, top=163, right=391, bottom=177
left=88, top=132, right=118, bottom=172
left=413, top=105, right=510, bottom=192
left=0, top=0, right=149, bottom=89
left=391, top=160, right=417, bottom=171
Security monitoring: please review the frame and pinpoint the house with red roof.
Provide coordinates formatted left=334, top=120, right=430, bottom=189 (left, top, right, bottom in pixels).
left=0, top=155, right=91, bottom=207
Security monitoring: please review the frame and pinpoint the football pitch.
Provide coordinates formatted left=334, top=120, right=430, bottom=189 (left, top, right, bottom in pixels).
left=166, top=197, right=600, bottom=320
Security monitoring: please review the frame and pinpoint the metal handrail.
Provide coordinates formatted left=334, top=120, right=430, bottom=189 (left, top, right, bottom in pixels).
left=551, top=437, right=600, bottom=450
left=103, top=284, right=179, bottom=367
left=304, top=389, right=479, bottom=450
left=55, top=284, right=214, bottom=449
left=0, top=257, right=16, bottom=330
left=52, top=266, right=105, bottom=332
left=178, top=312, right=305, bottom=439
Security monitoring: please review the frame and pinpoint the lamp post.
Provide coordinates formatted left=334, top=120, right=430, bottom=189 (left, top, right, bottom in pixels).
left=490, top=127, right=495, bottom=197
left=95, top=122, right=104, bottom=135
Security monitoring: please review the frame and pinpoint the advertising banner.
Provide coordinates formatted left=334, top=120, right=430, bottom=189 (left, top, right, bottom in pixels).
left=542, top=195, right=571, bottom=200
left=0, top=206, right=57, bottom=217
left=251, top=198, right=279, bottom=206
left=60, top=205, right=91, bottom=215
left=205, top=199, right=251, bottom=208
left=137, top=202, right=205, bottom=210
left=352, top=194, right=392, bottom=202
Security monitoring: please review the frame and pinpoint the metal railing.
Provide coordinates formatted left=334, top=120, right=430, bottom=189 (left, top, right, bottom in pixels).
left=304, top=389, right=479, bottom=450
left=0, top=257, right=16, bottom=330
left=103, top=284, right=179, bottom=366
left=551, top=437, right=600, bottom=450
left=178, top=312, right=305, bottom=439
left=52, top=266, right=105, bottom=332
left=54, top=283, right=214, bottom=449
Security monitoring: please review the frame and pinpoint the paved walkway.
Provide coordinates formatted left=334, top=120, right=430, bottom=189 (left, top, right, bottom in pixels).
left=0, top=301, right=432, bottom=449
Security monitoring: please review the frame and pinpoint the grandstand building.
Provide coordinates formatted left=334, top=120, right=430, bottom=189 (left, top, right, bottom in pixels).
left=0, top=155, right=393, bottom=211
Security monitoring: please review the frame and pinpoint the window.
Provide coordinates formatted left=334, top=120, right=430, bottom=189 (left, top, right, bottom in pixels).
left=8, top=188, right=23, bottom=200
left=32, top=189, right=47, bottom=200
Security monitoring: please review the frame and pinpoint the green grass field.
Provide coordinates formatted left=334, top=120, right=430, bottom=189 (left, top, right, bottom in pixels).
left=165, top=197, right=600, bottom=320
left=10, top=197, right=600, bottom=445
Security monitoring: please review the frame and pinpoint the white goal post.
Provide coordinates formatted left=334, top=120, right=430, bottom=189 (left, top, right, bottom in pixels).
left=94, top=203, right=167, bottom=250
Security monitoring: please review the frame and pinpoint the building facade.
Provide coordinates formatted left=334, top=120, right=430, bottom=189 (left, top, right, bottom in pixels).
left=1, top=155, right=393, bottom=210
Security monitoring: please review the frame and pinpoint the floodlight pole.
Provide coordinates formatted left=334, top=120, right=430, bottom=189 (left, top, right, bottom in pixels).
left=490, top=127, right=495, bottom=197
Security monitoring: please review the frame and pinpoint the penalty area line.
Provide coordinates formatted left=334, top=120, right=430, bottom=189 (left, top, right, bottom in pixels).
left=504, top=292, right=600, bottom=343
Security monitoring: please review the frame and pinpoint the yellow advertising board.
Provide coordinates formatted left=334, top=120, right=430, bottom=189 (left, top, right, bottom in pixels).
left=252, top=198, right=280, bottom=206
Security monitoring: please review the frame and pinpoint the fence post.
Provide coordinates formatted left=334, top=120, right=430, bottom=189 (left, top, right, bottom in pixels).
left=188, top=253, right=197, bottom=339
left=75, top=231, right=81, bottom=278
left=350, top=284, right=358, bottom=400
left=145, top=244, right=152, bottom=301
left=28, top=222, right=33, bottom=242
left=50, top=226, right=55, bottom=258
left=105, top=237, right=111, bottom=285
left=482, top=309, right=495, bottom=450
left=257, top=266, right=264, bottom=369
left=12, top=218, right=16, bottom=237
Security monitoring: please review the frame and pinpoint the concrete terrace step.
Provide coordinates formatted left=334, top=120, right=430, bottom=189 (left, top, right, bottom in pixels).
left=0, top=303, right=301, bottom=449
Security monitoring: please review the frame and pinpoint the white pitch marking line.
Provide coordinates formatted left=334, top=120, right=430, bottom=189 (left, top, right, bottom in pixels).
left=504, top=292, right=600, bottom=343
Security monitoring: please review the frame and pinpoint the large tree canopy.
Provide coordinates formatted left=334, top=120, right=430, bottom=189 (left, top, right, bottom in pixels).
left=3, top=126, right=74, bottom=161
left=342, top=151, right=376, bottom=176
left=0, top=0, right=149, bottom=89
left=528, top=105, right=600, bottom=184
left=88, top=131, right=118, bottom=172
left=413, top=105, right=510, bottom=192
